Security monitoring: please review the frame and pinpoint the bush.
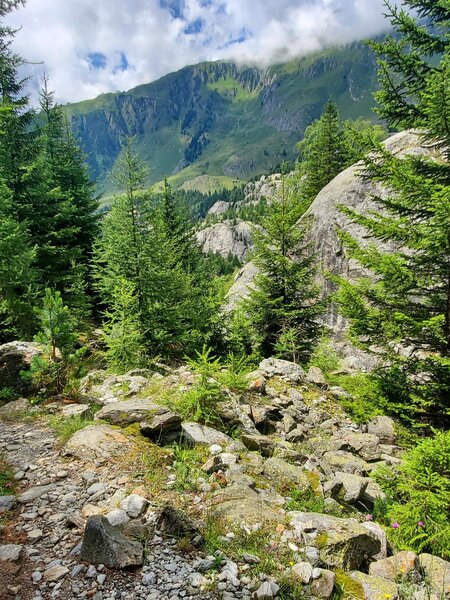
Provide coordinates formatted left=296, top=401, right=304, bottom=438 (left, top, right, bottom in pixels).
left=328, top=372, right=384, bottom=424
left=376, top=430, right=450, bottom=559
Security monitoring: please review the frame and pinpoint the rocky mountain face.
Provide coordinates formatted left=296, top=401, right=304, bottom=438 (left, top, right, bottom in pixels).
left=65, top=43, right=379, bottom=191
left=195, top=219, right=255, bottom=262
left=1, top=345, right=449, bottom=599
left=223, top=131, right=436, bottom=348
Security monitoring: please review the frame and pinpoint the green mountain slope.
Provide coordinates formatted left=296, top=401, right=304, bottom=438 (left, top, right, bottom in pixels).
left=64, top=41, right=379, bottom=191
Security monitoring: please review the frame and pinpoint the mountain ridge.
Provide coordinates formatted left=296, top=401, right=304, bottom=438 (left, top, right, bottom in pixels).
left=64, top=41, right=380, bottom=191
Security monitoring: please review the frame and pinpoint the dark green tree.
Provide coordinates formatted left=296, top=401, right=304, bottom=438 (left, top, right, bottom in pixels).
left=246, top=172, right=323, bottom=361
left=335, top=0, right=450, bottom=423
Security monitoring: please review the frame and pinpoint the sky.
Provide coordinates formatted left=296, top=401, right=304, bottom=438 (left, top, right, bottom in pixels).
left=5, top=0, right=398, bottom=105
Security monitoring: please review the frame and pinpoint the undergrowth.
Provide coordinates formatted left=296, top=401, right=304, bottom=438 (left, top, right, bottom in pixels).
left=0, top=455, right=15, bottom=496
left=48, top=414, right=96, bottom=443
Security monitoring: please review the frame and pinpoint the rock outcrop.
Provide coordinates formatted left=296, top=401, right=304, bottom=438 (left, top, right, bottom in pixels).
left=0, top=341, right=43, bottom=392
left=196, top=219, right=254, bottom=262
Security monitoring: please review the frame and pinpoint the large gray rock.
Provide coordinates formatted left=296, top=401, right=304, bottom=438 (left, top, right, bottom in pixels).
left=0, top=495, right=16, bottom=512
left=328, top=471, right=369, bottom=504
left=63, top=425, right=132, bottom=462
left=369, top=551, right=418, bottom=581
left=211, top=480, right=280, bottom=526
left=320, top=450, right=370, bottom=477
left=79, top=370, right=150, bottom=406
left=0, top=544, right=22, bottom=563
left=223, top=261, right=259, bottom=313
left=258, top=358, right=305, bottom=382
left=181, top=422, right=233, bottom=447
left=196, top=219, right=255, bottom=262
left=94, top=398, right=179, bottom=430
left=367, top=416, right=396, bottom=445
left=289, top=512, right=382, bottom=571
left=0, top=397, right=30, bottom=418
left=18, top=484, right=56, bottom=504
left=0, top=341, right=43, bottom=391
left=80, top=516, right=144, bottom=568
left=263, top=457, right=313, bottom=494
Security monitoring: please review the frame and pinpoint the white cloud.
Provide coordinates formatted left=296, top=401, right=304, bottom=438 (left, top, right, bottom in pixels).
left=5, top=0, right=396, bottom=104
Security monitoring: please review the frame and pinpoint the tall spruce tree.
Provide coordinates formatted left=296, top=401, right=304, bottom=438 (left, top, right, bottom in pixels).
left=246, top=170, right=323, bottom=361
left=335, top=0, right=450, bottom=423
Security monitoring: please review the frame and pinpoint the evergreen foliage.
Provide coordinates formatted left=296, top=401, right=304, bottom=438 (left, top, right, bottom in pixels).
left=335, top=0, right=450, bottom=424
left=95, top=139, right=215, bottom=361
left=245, top=171, right=323, bottom=361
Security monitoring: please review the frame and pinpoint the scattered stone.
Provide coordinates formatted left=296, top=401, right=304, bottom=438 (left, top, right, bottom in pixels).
left=0, top=397, right=31, bottom=417
left=0, top=544, right=22, bottom=563
left=242, top=554, right=260, bottom=565
left=258, top=358, right=305, bottom=382
left=328, top=471, right=369, bottom=504
left=28, top=528, right=43, bottom=541
left=105, top=509, right=130, bottom=527
left=61, top=403, right=93, bottom=419
left=0, top=495, right=16, bottom=512
left=43, top=565, right=69, bottom=582
left=18, top=484, right=56, bottom=503
left=310, top=569, right=336, bottom=599
left=241, top=433, right=275, bottom=457
left=291, top=561, right=313, bottom=584
left=254, top=581, right=279, bottom=599
left=80, top=515, right=144, bottom=568
left=181, top=422, right=233, bottom=447
left=202, top=452, right=238, bottom=474
left=0, top=341, right=43, bottom=391
left=306, top=366, right=327, bottom=386
left=120, top=494, right=149, bottom=518
left=157, top=505, right=199, bottom=539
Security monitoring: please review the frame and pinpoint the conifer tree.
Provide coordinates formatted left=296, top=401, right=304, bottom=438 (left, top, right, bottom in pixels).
left=246, top=171, right=323, bottom=361
left=335, top=0, right=450, bottom=422
left=297, top=100, right=348, bottom=204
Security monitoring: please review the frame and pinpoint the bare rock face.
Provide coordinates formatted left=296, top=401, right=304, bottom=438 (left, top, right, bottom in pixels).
left=207, top=200, right=230, bottom=216
left=63, top=425, right=132, bottom=462
left=196, top=219, right=255, bottom=262
left=223, top=261, right=259, bottom=313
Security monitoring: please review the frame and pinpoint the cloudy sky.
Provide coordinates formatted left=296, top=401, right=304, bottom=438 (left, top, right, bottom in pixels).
left=6, top=0, right=397, bottom=105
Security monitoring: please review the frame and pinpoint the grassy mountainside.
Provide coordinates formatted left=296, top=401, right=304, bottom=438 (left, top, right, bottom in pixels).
left=64, top=41, right=379, bottom=191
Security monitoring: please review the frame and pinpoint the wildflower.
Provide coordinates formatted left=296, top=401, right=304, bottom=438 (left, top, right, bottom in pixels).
left=418, top=521, right=425, bottom=528
left=392, top=522, right=399, bottom=529
left=365, top=514, right=373, bottom=521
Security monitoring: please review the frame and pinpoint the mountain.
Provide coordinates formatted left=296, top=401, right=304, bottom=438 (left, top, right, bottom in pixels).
left=64, top=41, right=380, bottom=192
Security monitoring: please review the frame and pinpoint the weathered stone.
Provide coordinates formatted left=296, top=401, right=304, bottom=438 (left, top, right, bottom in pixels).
left=61, top=403, right=93, bottom=419
left=79, top=370, right=149, bottom=406
left=418, top=553, right=450, bottom=597
left=328, top=472, right=369, bottom=504
left=241, top=433, right=275, bottom=457
left=181, top=422, right=233, bottom=447
left=140, top=410, right=182, bottom=439
left=211, top=481, right=280, bottom=526
left=156, top=505, right=199, bottom=539
left=320, top=451, right=369, bottom=476
left=18, top=484, right=56, bottom=504
left=0, top=341, right=43, bottom=391
left=80, top=515, right=144, bottom=568
left=0, top=495, right=16, bottom=512
left=367, top=416, right=396, bottom=445
left=369, top=551, right=418, bottom=581
left=63, top=425, right=132, bottom=461
left=361, top=479, right=386, bottom=505
left=263, top=457, right=312, bottom=494
left=254, top=581, right=280, bottom=599
left=202, top=452, right=238, bottom=474
left=290, top=561, right=313, bottom=583
left=258, top=358, right=305, bottom=383
left=0, top=397, right=30, bottom=418
left=306, top=366, right=327, bottom=386
left=337, top=432, right=382, bottom=461
left=105, top=509, right=130, bottom=527
left=347, top=571, right=398, bottom=600
left=95, top=398, right=173, bottom=428
left=310, top=569, right=336, bottom=599
left=289, top=512, right=381, bottom=571
left=120, top=494, right=149, bottom=519
left=43, top=565, right=69, bottom=582
left=196, top=219, right=255, bottom=262
left=362, top=522, right=388, bottom=561
left=0, top=544, right=22, bottom=563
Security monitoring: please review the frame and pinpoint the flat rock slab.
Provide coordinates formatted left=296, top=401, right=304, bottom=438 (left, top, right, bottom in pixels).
left=95, top=398, right=176, bottom=427
left=0, top=495, right=16, bottom=512
left=18, top=484, right=56, bottom=504
left=63, top=425, right=133, bottom=462
left=0, top=397, right=30, bottom=418
left=79, top=370, right=150, bottom=406
left=181, top=422, right=233, bottom=447
left=369, top=551, right=418, bottom=581
left=61, top=404, right=93, bottom=419
left=80, top=515, right=144, bottom=568
left=211, top=481, right=280, bottom=526
left=263, top=457, right=312, bottom=494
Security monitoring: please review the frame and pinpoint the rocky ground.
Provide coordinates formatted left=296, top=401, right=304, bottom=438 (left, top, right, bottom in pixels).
left=0, top=343, right=449, bottom=600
